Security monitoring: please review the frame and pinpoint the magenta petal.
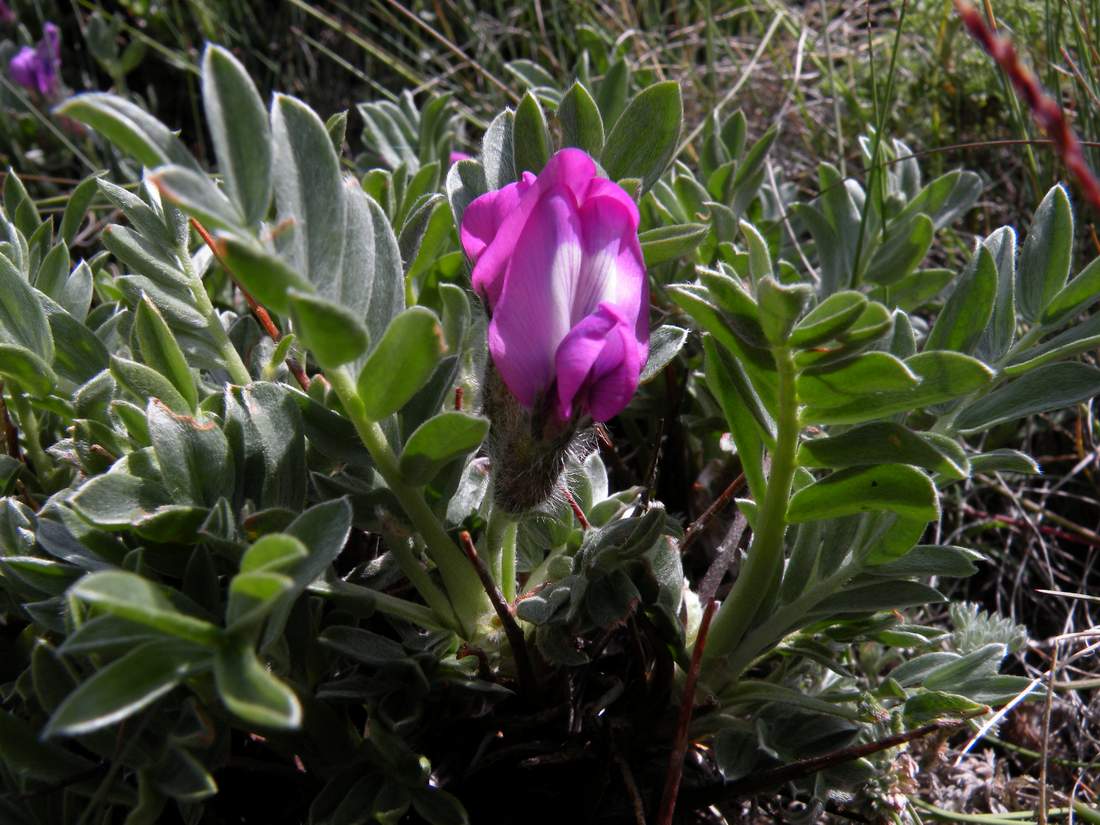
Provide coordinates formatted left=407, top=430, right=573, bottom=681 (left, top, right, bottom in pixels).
left=554, top=304, right=641, bottom=422
left=488, top=189, right=583, bottom=408
left=9, top=47, right=37, bottom=91
left=536, top=148, right=597, bottom=201
left=449, top=151, right=471, bottom=165
left=463, top=172, right=537, bottom=307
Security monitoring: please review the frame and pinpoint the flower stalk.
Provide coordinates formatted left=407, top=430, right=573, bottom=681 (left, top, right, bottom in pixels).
left=327, top=366, right=489, bottom=637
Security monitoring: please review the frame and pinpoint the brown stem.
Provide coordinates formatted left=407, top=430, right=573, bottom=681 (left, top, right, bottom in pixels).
left=955, top=0, right=1100, bottom=216
left=189, top=218, right=311, bottom=390
left=681, top=472, right=746, bottom=554
left=683, top=710, right=987, bottom=808
left=656, top=597, right=718, bottom=825
left=459, top=530, right=537, bottom=699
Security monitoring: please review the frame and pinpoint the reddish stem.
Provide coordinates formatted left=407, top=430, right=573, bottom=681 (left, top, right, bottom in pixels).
left=562, top=487, right=590, bottom=530
left=955, top=0, right=1100, bottom=216
left=459, top=530, right=538, bottom=699
left=680, top=472, right=746, bottom=553
left=656, top=597, right=718, bottom=825
left=189, top=219, right=311, bottom=390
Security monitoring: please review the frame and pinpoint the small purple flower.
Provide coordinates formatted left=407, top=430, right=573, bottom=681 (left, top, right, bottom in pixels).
left=449, top=150, right=471, bottom=165
left=461, top=148, right=648, bottom=423
left=0, top=2, right=16, bottom=25
left=9, top=22, right=61, bottom=98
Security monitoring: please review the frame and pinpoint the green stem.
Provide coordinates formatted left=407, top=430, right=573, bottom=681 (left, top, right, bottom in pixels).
left=178, top=241, right=252, bottom=386
left=7, top=390, right=53, bottom=480
left=307, top=579, right=451, bottom=632
left=523, top=543, right=567, bottom=595
left=501, top=520, right=517, bottom=603
left=382, top=532, right=462, bottom=632
left=703, top=346, right=800, bottom=663
left=327, top=367, right=488, bottom=637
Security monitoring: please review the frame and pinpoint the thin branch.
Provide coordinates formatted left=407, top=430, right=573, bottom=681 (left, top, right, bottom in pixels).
left=681, top=472, right=745, bottom=553
left=563, top=487, right=590, bottom=530
left=685, top=710, right=987, bottom=807
left=459, top=530, right=537, bottom=699
left=656, top=598, right=718, bottom=825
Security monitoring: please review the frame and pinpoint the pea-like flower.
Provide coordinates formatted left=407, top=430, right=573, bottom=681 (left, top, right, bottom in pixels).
left=460, top=148, right=648, bottom=423
left=10, top=22, right=61, bottom=99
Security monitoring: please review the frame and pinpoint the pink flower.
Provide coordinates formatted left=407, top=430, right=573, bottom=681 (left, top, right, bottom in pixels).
left=461, top=148, right=648, bottom=423
left=449, top=151, right=471, bottom=165
left=10, top=22, right=60, bottom=98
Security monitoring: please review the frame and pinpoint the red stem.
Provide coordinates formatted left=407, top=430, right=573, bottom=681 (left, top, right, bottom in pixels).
left=656, top=597, right=718, bottom=825
left=955, top=0, right=1100, bottom=216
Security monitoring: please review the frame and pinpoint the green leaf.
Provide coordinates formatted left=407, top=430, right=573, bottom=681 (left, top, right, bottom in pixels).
left=811, top=580, right=945, bottom=615
left=639, top=223, right=707, bottom=267
left=150, top=165, right=243, bottom=231
left=787, top=464, right=939, bottom=523
left=0, top=343, right=55, bottom=396
left=969, top=449, right=1040, bottom=475
left=55, top=93, right=202, bottom=172
left=357, top=307, right=447, bottom=421
left=360, top=192, right=407, bottom=346
left=411, top=789, right=469, bottom=825
left=271, top=93, right=346, bottom=291
left=1017, top=183, right=1073, bottom=321
left=557, top=81, right=604, bottom=157
left=61, top=172, right=105, bottom=246
left=34, top=241, right=69, bottom=301
left=202, top=44, right=272, bottom=225
left=0, top=252, right=53, bottom=362
left=976, top=226, right=1017, bottom=361
left=45, top=640, right=206, bottom=737
left=241, top=533, right=309, bottom=574
left=756, top=276, right=811, bottom=345
left=288, top=290, right=369, bottom=369
left=147, top=399, right=232, bottom=507
left=481, top=109, right=516, bottom=191
left=110, top=354, right=190, bottom=414
left=640, top=324, right=688, bottom=383
left=798, top=422, right=968, bottom=480
left=512, top=91, right=551, bottom=174
left=601, top=81, right=682, bottom=191
left=703, top=338, right=772, bottom=501
left=134, top=295, right=197, bottom=410
left=955, top=362, right=1100, bottom=433
left=872, top=268, right=953, bottom=312
left=867, top=544, right=983, bottom=578
left=70, top=570, right=222, bottom=646
left=211, top=233, right=312, bottom=315
left=789, top=291, right=867, bottom=348
left=226, top=570, right=295, bottom=632
left=318, top=626, right=406, bottom=665
left=399, top=412, right=489, bottom=485
left=801, top=351, right=993, bottom=425
left=445, top=157, right=487, bottom=229
left=864, top=213, right=933, bottom=286
left=903, top=692, right=986, bottom=724
left=0, top=709, right=93, bottom=782
left=1040, top=254, right=1100, bottom=328
left=101, top=224, right=188, bottom=289
left=214, top=640, right=301, bottom=729
left=926, top=243, right=996, bottom=354
left=797, top=352, right=919, bottom=408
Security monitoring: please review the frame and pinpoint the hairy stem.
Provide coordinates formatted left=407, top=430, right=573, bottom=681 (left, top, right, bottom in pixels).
left=178, top=239, right=252, bottom=386
left=327, top=367, right=489, bottom=637
left=703, top=346, right=800, bottom=664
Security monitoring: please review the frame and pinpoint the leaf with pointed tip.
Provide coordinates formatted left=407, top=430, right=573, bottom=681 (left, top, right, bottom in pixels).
left=202, top=44, right=272, bottom=224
